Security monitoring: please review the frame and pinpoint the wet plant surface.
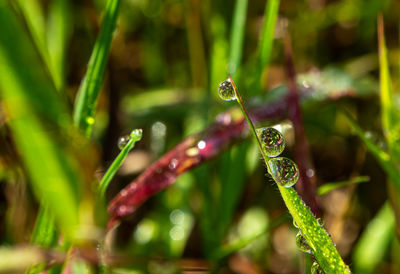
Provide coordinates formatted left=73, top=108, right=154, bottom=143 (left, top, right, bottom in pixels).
left=0, top=0, right=400, bottom=273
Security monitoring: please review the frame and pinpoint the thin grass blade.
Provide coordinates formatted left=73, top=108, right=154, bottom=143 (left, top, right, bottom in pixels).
left=259, top=0, right=280, bottom=72
left=73, top=0, right=121, bottom=136
left=341, top=110, right=400, bottom=190
left=98, top=129, right=143, bottom=201
left=228, top=0, right=248, bottom=79
left=47, top=0, right=72, bottom=91
left=317, top=176, right=369, bottom=195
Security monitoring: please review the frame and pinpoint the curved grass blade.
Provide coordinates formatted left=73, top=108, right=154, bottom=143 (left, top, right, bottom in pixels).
left=73, top=0, right=121, bottom=137
left=0, top=2, right=81, bottom=238
left=98, top=129, right=143, bottom=201
left=229, top=76, right=350, bottom=273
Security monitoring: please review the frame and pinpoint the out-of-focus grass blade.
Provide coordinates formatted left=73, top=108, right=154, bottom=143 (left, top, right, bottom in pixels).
left=15, top=0, right=61, bottom=90
left=219, top=144, right=248, bottom=240
left=341, top=111, right=400, bottom=190
left=27, top=206, right=57, bottom=274
left=259, top=0, right=280, bottom=72
left=228, top=0, right=248, bottom=79
left=98, top=129, right=143, bottom=201
left=210, top=13, right=229, bottom=99
left=378, top=14, right=400, bottom=163
left=211, top=213, right=289, bottom=260
left=353, top=202, right=395, bottom=274
left=317, top=176, right=370, bottom=195
left=73, top=0, right=121, bottom=137
left=0, top=2, right=81, bottom=237
left=47, top=0, right=72, bottom=91
left=30, top=206, right=57, bottom=247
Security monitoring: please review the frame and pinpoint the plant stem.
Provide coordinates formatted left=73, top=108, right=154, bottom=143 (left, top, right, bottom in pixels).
left=228, top=75, right=268, bottom=164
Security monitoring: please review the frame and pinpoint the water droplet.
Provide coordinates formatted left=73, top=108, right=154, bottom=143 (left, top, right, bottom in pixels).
left=296, top=231, right=313, bottom=255
left=268, top=157, right=299, bottom=187
left=311, top=261, right=323, bottom=273
left=118, top=135, right=131, bottom=150
left=131, top=128, right=143, bottom=139
left=293, top=220, right=299, bottom=228
left=256, top=127, right=285, bottom=157
left=317, top=218, right=324, bottom=227
left=218, top=79, right=236, bottom=101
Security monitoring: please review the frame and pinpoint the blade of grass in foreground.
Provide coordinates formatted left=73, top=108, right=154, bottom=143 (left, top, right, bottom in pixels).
left=73, top=0, right=121, bottom=137
left=0, top=2, right=80, bottom=238
left=228, top=77, right=349, bottom=273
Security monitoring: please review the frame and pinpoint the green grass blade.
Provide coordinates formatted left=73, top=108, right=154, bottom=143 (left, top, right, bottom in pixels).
left=278, top=186, right=349, bottom=272
left=47, top=0, right=72, bottom=91
left=228, top=0, right=248, bottom=79
left=0, top=2, right=80, bottom=238
left=27, top=206, right=57, bottom=274
left=98, top=129, right=143, bottom=201
left=341, top=111, right=400, bottom=190
left=30, top=206, right=57, bottom=247
left=227, top=77, right=349, bottom=273
left=378, top=14, right=400, bottom=162
left=259, top=0, right=280, bottom=72
left=317, top=176, right=370, bottom=195
left=73, top=0, right=121, bottom=137
left=219, top=144, right=248, bottom=240
left=15, top=0, right=61, bottom=90
left=353, top=202, right=395, bottom=274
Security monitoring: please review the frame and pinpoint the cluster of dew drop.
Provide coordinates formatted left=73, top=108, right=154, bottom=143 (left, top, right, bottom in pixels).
left=218, top=78, right=299, bottom=188
left=218, top=78, right=327, bottom=273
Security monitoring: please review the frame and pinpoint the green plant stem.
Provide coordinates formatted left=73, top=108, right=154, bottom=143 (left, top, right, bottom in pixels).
left=98, top=130, right=142, bottom=201
left=229, top=75, right=266, bottom=163
left=73, top=0, right=121, bottom=137
left=228, top=77, right=349, bottom=273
